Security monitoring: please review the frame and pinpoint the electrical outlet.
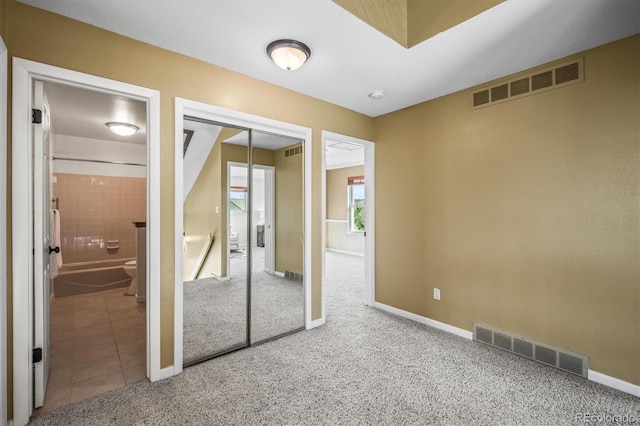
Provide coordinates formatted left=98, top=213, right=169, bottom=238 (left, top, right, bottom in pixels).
left=433, top=288, right=441, bottom=300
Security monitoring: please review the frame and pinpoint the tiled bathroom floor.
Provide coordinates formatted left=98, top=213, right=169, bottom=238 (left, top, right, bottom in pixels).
left=35, top=287, right=147, bottom=414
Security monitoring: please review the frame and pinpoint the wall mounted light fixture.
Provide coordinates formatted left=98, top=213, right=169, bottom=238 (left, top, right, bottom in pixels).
left=267, top=39, right=311, bottom=71
left=106, top=122, right=139, bottom=136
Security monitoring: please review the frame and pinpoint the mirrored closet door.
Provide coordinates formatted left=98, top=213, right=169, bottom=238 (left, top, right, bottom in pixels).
left=182, top=118, right=249, bottom=365
left=250, top=130, right=305, bottom=344
left=182, top=117, right=305, bottom=367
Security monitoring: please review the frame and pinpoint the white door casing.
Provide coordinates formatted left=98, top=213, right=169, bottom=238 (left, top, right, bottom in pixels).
left=259, top=166, right=275, bottom=275
left=321, top=131, right=375, bottom=312
left=0, top=35, right=9, bottom=426
left=12, top=58, right=162, bottom=426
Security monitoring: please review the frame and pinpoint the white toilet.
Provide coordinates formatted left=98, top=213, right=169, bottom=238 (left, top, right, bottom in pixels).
left=124, top=260, right=137, bottom=296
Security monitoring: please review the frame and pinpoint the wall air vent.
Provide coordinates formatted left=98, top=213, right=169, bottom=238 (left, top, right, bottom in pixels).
left=471, top=57, right=584, bottom=109
left=284, top=145, right=303, bottom=158
left=473, top=323, right=589, bottom=378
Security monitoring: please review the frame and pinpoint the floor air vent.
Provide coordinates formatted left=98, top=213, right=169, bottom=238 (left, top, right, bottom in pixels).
left=284, top=271, right=303, bottom=283
left=471, top=57, right=583, bottom=109
left=473, top=323, right=588, bottom=378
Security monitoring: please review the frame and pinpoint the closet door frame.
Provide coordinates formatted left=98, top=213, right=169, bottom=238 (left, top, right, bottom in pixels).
left=174, top=98, right=313, bottom=370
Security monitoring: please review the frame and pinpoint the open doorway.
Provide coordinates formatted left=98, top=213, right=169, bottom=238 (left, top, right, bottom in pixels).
left=12, top=58, right=161, bottom=425
left=33, top=81, right=148, bottom=414
left=322, top=131, right=375, bottom=317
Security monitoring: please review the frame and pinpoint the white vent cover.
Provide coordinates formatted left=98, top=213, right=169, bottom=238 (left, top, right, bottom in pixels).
left=473, top=323, right=589, bottom=378
left=471, top=58, right=583, bottom=109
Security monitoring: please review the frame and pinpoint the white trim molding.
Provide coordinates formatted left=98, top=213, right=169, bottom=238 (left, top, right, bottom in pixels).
left=174, top=98, right=316, bottom=358
left=0, top=35, right=8, bottom=426
left=12, top=58, right=161, bottom=425
left=588, top=370, right=640, bottom=398
left=321, top=131, right=375, bottom=309
left=326, top=248, right=364, bottom=258
left=375, top=302, right=474, bottom=340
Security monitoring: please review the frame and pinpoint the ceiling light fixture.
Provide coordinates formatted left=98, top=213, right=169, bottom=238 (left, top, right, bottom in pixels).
left=267, top=39, right=311, bottom=71
left=106, top=122, right=139, bottom=136
left=368, top=90, right=385, bottom=100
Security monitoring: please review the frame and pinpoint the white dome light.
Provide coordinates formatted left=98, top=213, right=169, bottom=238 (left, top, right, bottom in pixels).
left=106, top=122, right=139, bottom=136
left=267, top=39, right=311, bottom=71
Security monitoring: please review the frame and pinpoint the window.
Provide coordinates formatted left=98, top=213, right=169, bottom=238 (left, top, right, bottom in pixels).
left=230, top=186, right=247, bottom=212
left=348, top=176, right=365, bottom=234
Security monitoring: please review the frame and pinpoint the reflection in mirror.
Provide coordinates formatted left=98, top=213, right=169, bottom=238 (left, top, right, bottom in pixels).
left=249, top=130, right=305, bottom=344
left=182, top=117, right=248, bottom=365
left=182, top=116, right=306, bottom=365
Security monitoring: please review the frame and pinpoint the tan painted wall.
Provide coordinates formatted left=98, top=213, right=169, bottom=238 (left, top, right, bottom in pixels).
left=5, top=1, right=374, bottom=385
left=0, top=0, right=7, bottom=41
left=326, top=165, right=365, bottom=253
left=326, top=165, right=364, bottom=220
left=183, top=138, right=222, bottom=279
left=275, top=143, right=303, bottom=275
left=374, top=35, right=640, bottom=385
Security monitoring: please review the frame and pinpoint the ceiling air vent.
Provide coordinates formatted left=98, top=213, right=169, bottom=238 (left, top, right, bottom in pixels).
left=470, top=57, right=583, bottom=110
left=473, top=323, right=589, bottom=378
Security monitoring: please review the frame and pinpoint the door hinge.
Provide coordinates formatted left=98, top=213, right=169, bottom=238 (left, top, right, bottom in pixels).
left=32, top=108, right=42, bottom=124
left=32, top=347, right=43, bottom=363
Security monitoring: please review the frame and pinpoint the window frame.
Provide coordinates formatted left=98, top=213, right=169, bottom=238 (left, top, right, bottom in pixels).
left=347, top=176, right=365, bottom=235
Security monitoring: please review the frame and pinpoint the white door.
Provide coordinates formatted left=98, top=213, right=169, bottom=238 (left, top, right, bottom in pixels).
left=32, top=80, right=51, bottom=408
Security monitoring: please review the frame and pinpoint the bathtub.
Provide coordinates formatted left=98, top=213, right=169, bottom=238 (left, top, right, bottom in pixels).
left=54, top=258, right=135, bottom=298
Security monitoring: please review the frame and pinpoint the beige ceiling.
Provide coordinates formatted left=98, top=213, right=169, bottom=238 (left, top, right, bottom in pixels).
left=332, top=0, right=504, bottom=48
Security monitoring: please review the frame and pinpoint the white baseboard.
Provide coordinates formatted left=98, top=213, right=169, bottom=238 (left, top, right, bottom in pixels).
left=274, top=271, right=285, bottom=278
left=375, top=302, right=640, bottom=398
left=326, top=248, right=364, bottom=258
left=158, top=365, right=176, bottom=381
left=211, top=273, right=231, bottom=282
left=588, top=370, right=640, bottom=397
left=307, top=317, right=326, bottom=329
left=374, top=302, right=473, bottom=340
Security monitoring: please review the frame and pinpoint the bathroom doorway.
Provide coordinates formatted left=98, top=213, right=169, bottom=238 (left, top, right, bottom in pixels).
left=38, top=80, right=148, bottom=413
left=12, top=58, right=162, bottom=424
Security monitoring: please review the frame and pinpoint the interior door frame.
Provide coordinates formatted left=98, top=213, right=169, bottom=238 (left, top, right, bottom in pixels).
left=254, top=165, right=275, bottom=275
left=12, top=58, right=162, bottom=425
left=174, top=98, right=313, bottom=370
left=225, top=162, right=275, bottom=276
left=321, top=131, right=375, bottom=308
left=227, top=161, right=249, bottom=276
left=0, top=35, right=8, bottom=426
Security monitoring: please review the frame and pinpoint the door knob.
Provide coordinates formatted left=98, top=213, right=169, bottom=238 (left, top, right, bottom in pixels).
left=49, top=246, right=60, bottom=254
